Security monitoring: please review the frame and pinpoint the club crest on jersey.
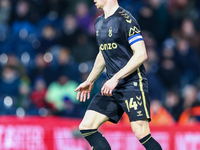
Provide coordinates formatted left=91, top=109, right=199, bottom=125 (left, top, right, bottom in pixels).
left=108, top=27, right=112, bottom=37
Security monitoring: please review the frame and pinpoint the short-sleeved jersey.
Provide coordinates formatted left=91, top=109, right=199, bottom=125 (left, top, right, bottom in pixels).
left=95, top=7, right=148, bottom=93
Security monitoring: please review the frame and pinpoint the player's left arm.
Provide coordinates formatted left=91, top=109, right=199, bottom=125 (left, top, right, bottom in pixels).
left=101, top=41, right=147, bottom=96
left=101, top=16, right=147, bottom=96
left=114, top=41, right=147, bottom=79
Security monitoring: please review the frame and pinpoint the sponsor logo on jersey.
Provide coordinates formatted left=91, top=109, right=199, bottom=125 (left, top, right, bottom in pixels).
left=99, top=43, right=118, bottom=50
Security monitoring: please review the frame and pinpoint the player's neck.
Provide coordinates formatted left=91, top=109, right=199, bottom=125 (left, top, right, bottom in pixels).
left=103, top=2, right=119, bottom=19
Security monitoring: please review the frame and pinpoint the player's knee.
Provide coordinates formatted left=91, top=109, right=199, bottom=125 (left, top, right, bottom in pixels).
left=79, top=122, right=92, bottom=130
left=79, top=122, right=88, bottom=130
left=131, top=125, right=143, bottom=139
left=131, top=120, right=150, bottom=140
left=133, top=129, right=146, bottom=140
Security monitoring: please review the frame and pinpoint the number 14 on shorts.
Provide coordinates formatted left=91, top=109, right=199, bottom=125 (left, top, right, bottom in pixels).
left=125, top=97, right=142, bottom=112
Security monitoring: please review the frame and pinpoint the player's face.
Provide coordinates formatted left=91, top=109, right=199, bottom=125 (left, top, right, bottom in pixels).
left=94, top=0, right=107, bottom=9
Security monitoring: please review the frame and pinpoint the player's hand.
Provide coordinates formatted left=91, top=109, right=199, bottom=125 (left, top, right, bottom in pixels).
left=101, top=77, right=119, bottom=96
left=74, top=81, right=94, bottom=102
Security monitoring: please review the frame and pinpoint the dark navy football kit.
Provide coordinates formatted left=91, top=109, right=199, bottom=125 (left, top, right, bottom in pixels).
left=88, top=7, right=151, bottom=123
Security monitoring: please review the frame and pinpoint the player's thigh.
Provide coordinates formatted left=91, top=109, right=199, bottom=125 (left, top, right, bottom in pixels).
left=79, top=110, right=109, bottom=130
left=86, top=92, right=124, bottom=124
left=130, top=119, right=150, bottom=140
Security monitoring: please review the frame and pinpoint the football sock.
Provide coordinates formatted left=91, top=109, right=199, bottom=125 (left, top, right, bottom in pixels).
left=80, top=129, right=111, bottom=150
left=139, top=134, right=162, bottom=150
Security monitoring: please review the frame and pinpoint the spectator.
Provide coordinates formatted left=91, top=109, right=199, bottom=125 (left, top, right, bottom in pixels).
left=10, top=1, right=38, bottom=58
left=45, top=74, right=82, bottom=117
left=181, top=85, right=198, bottom=110
left=0, top=66, right=20, bottom=115
left=75, top=1, right=93, bottom=33
left=148, top=0, right=170, bottom=43
left=168, top=0, right=198, bottom=28
left=55, top=47, right=80, bottom=82
left=138, top=6, right=156, bottom=37
left=180, top=18, right=200, bottom=58
left=37, top=24, right=58, bottom=54
left=0, top=66, right=20, bottom=97
left=150, top=100, right=175, bottom=125
left=10, top=0, right=39, bottom=24
left=58, top=14, right=79, bottom=49
left=44, top=0, right=68, bottom=17
left=144, top=48, right=165, bottom=100
left=175, top=38, right=200, bottom=87
left=7, top=54, right=27, bottom=78
left=178, top=101, right=200, bottom=125
left=30, top=77, right=48, bottom=109
left=72, top=31, right=97, bottom=63
left=142, top=31, right=157, bottom=50
left=0, top=0, right=12, bottom=24
left=29, top=53, right=56, bottom=85
left=164, top=90, right=183, bottom=121
left=158, top=44, right=181, bottom=90
left=0, top=24, right=10, bottom=52
left=17, top=77, right=37, bottom=115
left=158, top=58, right=180, bottom=90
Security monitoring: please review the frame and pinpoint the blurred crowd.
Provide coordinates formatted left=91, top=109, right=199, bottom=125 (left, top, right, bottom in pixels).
left=0, top=0, right=200, bottom=125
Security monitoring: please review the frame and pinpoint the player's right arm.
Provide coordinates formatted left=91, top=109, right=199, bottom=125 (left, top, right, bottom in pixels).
left=74, top=51, right=106, bottom=102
